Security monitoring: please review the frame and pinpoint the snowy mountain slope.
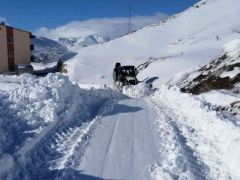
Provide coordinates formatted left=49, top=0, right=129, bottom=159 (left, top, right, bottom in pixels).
left=32, top=37, right=69, bottom=63
left=35, top=14, right=167, bottom=44
left=32, top=35, right=111, bottom=66
left=35, top=14, right=168, bottom=55
left=58, top=35, right=111, bottom=49
left=180, top=39, right=240, bottom=94
left=65, top=0, right=240, bottom=86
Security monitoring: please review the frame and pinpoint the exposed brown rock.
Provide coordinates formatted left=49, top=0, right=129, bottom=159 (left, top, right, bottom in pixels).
left=180, top=53, right=240, bottom=94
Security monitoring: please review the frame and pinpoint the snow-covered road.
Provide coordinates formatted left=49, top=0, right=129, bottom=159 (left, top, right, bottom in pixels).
left=72, top=90, right=240, bottom=180
left=1, top=74, right=240, bottom=180
left=78, top=98, right=159, bottom=180
left=76, top=97, right=210, bottom=180
left=58, top=95, right=212, bottom=180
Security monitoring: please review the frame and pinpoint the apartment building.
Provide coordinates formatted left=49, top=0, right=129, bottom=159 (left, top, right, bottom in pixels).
left=0, top=23, right=35, bottom=73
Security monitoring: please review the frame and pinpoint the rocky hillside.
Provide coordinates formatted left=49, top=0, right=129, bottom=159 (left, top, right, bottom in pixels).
left=179, top=39, right=240, bottom=117
left=180, top=39, right=240, bottom=94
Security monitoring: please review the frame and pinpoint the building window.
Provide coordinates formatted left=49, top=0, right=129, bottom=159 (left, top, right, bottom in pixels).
left=8, top=51, right=14, bottom=58
left=7, top=37, right=13, bottom=43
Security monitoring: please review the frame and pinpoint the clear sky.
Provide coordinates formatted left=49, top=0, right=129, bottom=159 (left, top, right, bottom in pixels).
left=0, top=0, right=200, bottom=31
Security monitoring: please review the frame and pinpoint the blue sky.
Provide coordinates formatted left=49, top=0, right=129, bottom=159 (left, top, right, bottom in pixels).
left=0, top=0, right=200, bottom=31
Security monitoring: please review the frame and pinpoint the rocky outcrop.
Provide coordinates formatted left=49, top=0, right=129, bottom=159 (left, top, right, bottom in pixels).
left=180, top=39, right=240, bottom=94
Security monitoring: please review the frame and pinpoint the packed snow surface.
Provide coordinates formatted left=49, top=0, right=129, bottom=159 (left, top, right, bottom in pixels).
left=76, top=98, right=159, bottom=180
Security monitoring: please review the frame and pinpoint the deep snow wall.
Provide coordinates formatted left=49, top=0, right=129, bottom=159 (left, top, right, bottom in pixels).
left=0, top=74, right=125, bottom=179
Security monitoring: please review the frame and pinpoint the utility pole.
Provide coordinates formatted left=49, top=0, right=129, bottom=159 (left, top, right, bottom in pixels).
left=128, top=2, right=132, bottom=34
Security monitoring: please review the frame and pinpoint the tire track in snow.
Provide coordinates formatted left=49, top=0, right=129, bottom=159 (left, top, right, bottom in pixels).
left=50, top=100, right=118, bottom=170
left=128, top=98, right=138, bottom=179
left=20, top=99, right=119, bottom=179
left=78, top=98, right=159, bottom=180
left=130, top=101, right=135, bottom=178
left=150, top=100, right=210, bottom=180
left=99, top=114, right=120, bottom=177
left=100, top=99, right=136, bottom=178
left=50, top=116, right=101, bottom=170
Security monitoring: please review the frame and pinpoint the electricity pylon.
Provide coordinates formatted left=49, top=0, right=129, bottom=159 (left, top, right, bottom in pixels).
left=128, top=3, right=132, bottom=34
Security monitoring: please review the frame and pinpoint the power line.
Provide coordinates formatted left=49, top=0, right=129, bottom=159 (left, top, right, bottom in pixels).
left=128, top=2, right=132, bottom=34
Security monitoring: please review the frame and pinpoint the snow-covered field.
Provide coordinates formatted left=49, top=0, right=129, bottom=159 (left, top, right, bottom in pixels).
left=1, top=0, right=240, bottom=179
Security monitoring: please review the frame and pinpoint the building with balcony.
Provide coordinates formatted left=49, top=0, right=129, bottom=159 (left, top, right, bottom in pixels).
left=0, top=23, right=35, bottom=73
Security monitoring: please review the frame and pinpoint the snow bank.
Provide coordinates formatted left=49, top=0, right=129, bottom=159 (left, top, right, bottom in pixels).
left=8, top=74, right=124, bottom=123
left=122, top=83, right=153, bottom=98
left=0, top=74, right=125, bottom=179
left=0, top=74, right=29, bottom=91
left=150, top=165, right=173, bottom=180
left=153, top=86, right=240, bottom=179
left=198, top=90, right=240, bottom=107
left=31, top=62, right=58, bottom=71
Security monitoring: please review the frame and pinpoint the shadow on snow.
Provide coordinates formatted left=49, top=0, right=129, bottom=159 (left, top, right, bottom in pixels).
left=145, top=76, right=159, bottom=84
left=104, top=103, right=143, bottom=116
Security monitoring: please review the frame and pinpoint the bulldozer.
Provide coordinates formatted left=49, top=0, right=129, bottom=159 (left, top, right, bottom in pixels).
left=113, top=63, right=139, bottom=90
left=118, top=65, right=139, bottom=85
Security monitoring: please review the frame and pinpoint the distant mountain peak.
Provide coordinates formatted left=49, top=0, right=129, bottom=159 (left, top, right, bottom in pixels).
left=57, top=34, right=111, bottom=49
left=32, top=37, right=68, bottom=63
left=32, top=34, right=112, bottom=63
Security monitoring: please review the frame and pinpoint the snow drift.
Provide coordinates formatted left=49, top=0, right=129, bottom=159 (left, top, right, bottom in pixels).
left=0, top=74, right=125, bottom=179
left=152, top=86, right=240, bottom=179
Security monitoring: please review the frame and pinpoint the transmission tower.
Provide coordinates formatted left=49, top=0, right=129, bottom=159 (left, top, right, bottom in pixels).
left=128, top=3, right=132, bottom=34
